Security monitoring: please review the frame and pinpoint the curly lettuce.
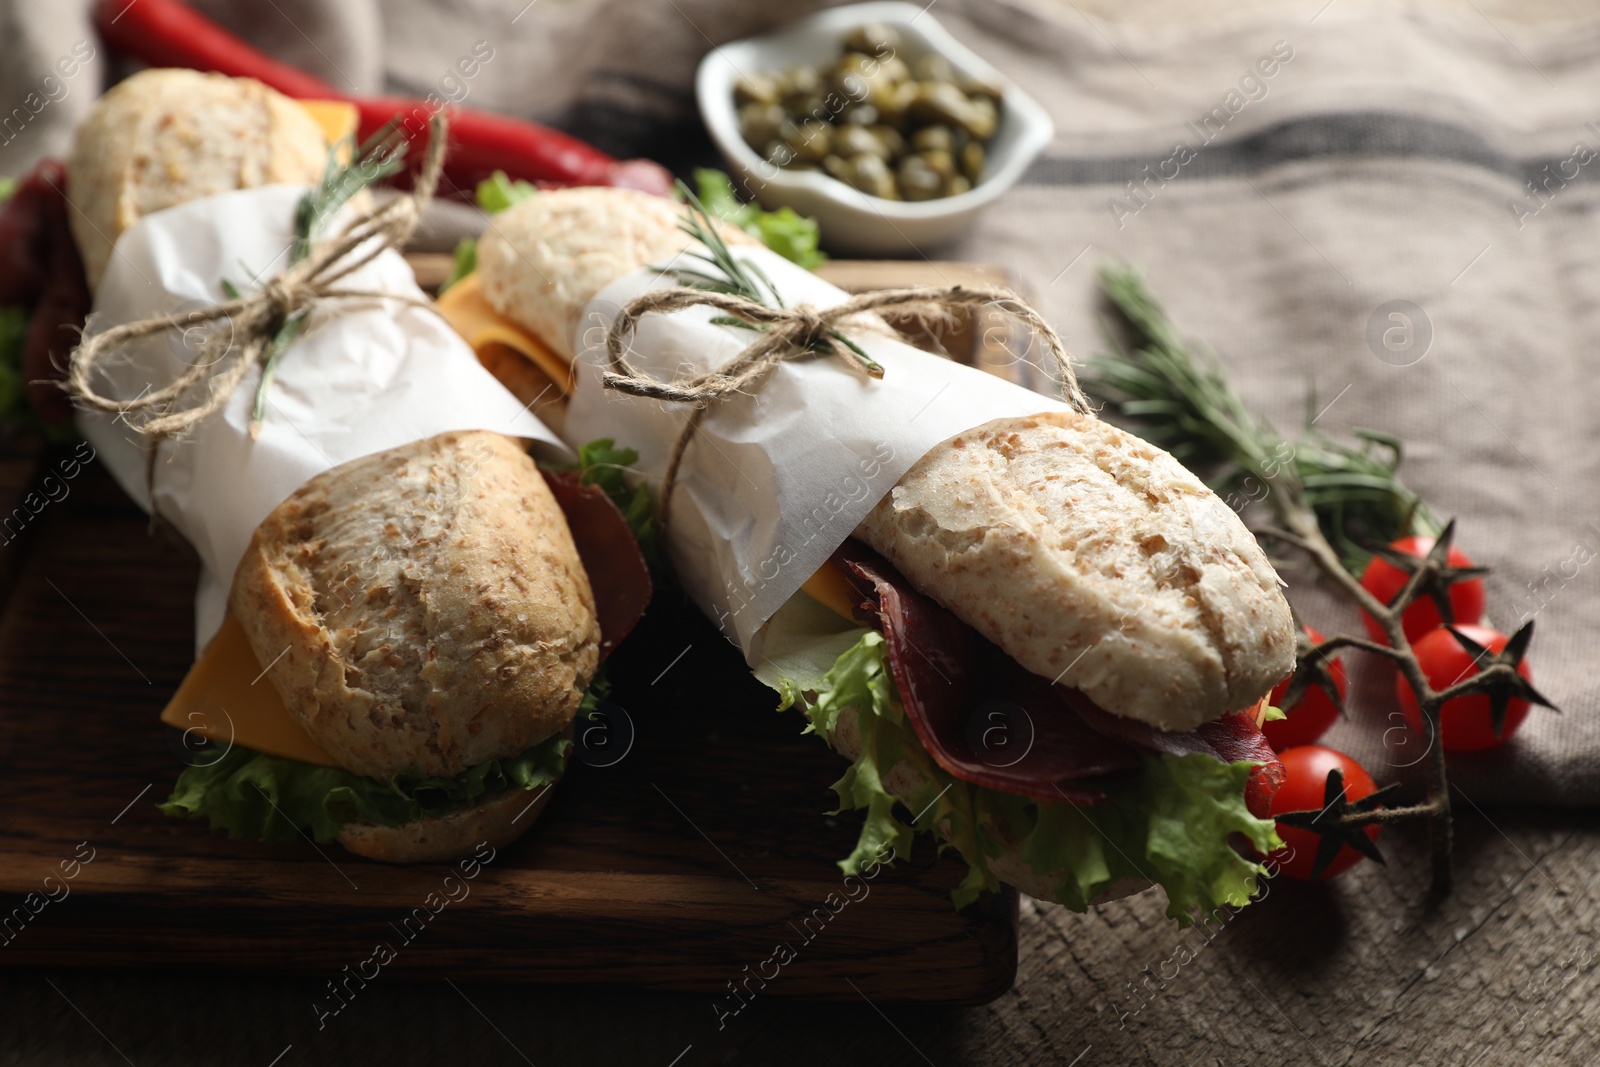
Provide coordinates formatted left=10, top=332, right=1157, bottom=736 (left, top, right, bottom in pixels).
left=766, top=613, right=1281, bottom=924
left=161, top=690, right=586, bottom=845
left=692, top=168, right=825, bottom=270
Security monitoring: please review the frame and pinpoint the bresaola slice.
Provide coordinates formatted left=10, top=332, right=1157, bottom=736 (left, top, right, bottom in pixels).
left=831, top=539, right=1285, bottom=815
left=541, top=469, right=651, bottom=660
left=835, top=543, right=1141, bottom=803
left=1067, top=696, right=1284, bottom=818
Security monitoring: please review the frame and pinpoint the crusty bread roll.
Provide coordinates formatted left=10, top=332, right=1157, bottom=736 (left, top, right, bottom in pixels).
left=477, top=186, right=760, bottom=361
left=231, top=431, right=600, bottom=780
left=337, top=769, right=560, bottom=864
left=476, top=187, right=1295, bottom=728
left=828, top=705, right=1151, bottom=905
left=855, top=412, right=1295, bottom=730
left=67, top=68, right=328, bottom=290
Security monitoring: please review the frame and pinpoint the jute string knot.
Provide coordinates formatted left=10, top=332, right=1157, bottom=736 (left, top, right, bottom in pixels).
left=62, top=114, right=451, bottom=443
left=601, top=281, right=1092, bottom=523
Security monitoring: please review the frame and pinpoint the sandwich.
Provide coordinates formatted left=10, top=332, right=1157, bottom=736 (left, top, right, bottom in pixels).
left=438, top=190, right=1296, bottom=921
left=64, top=69, right=649, bottom=862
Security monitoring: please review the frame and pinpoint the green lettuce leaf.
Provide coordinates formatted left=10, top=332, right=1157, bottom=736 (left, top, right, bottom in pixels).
left=776, top=627, right=1281, bottom=923
left=555, top=438, right=664, bottom=575
left=692, top=168, right=825, bottom=270
left=161, top=719, right=575, bottom=845
left=440, top=235, right=477, bottom=293
left=476, top=170, right=539, bottom=214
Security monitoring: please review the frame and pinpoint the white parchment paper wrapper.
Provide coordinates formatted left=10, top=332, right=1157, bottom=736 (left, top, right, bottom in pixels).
left=565, top=246, right=1070, bottom=663
left=77, top=184, right=563, bottom=654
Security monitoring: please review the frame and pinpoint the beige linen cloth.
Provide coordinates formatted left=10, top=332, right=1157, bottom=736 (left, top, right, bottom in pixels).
left=3, top=0, right=1598, bottom=804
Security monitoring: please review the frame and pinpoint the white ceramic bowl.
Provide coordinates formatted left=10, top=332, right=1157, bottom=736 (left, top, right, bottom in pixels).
left=697, top=2, right=1054, bottom=257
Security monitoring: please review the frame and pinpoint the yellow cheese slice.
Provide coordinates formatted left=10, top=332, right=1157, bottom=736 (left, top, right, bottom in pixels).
left=297, top=99, right=360, bottom=154
left=436, top=274, right=575, bottom=396
left=151, top=100, right=362, bottom=772
left=801, top=559, right=864, bottom=625
left=161, top=616, right=339, bottom=768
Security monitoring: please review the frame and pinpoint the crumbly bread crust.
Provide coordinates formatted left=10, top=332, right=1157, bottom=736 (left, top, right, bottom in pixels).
left=476, top=186, right=759, bottom=360
left=854, top=411, right=1295, bottom=729
left=230, top=431, right=600, bottom=780
left=66, top=68, right=327, bottom=290
left=336, top=778, right=557, bottom=863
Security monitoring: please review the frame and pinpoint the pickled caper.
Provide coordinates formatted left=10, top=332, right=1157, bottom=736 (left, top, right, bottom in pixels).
left=739, top=102, right=788, bottom=147
left=788, top=119, right=833, bottom=164
left=832, top=124, right=888, bottom=160
left=843, top=22, right=900, bottom=57
left=734, top=73, right=779, bottom=106
left=784, top=64, right=823, bottom=100
left=911, top=125, right=954, bottom=153
left=965, top=95, right=998, bottom=140
left=869, top=125, right=905, bottom=159
left=847, top=153, right=899, bottom=198
left=914, top=54, right=955, bottom=82
left=842, top=103, right=879, bottom=126
left=919, top=148, right=955, bottom=180
left=791, top=94, right=828, bottom=122
left=960, top=141, right=985, bottom=183
left=897, top=155, right=944, bottom=201
left=733, top=27, right=1002, bottom=201
left=908, top=82, right=994, bottom=139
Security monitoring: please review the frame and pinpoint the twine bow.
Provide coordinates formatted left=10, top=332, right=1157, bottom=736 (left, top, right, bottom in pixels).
left=602, top=283, right=1092, bottom=523
left=63, top=115, right=450, bottom=442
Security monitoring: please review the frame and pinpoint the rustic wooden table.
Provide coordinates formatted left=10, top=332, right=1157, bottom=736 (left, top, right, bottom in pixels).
left=3, top=807, right=1593, bottom=1065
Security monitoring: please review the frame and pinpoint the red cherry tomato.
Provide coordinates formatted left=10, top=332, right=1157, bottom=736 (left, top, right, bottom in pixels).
left=1396, top=625, right=1532, bottom=752
left=1264, top=746, right=1380, bottom=881
left=1263, top=625, right=1346, bottom=751
left=1359, top=536, right=1485, bottom=644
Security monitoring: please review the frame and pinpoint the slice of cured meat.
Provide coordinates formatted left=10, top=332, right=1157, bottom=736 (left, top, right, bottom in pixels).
left=1065, top=694, right=1284, bottom=818
left=835, top=542, right=1140, bottom=804
left=830, top=539, right=1284, bottom=815
left=542, top=469, right=651, bottom=661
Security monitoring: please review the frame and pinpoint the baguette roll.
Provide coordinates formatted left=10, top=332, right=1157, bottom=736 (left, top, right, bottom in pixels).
left=475, top=189, right=1294, bottom=727
left=66, top=68, right=328, bottom=291
left=854, top=412, right=1294, bottom=730
left=231, top=431, right=599, bottom=780
left=69, top=72, right=604, bottom=858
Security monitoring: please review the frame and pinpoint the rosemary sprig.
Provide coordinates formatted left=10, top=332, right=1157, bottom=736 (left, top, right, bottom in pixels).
left=662, top=180, right=881, bottom=375
left=1089, top=264, right=1438, bottom=571
left=245, top=122, right=411, bottom=428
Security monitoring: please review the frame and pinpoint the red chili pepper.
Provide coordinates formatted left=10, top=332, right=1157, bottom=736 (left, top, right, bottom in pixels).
left=92, top=0, right=673, bottom=197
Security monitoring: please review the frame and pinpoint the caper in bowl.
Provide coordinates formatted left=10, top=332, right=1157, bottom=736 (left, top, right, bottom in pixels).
left=733, top=21, right=1003, bottom=203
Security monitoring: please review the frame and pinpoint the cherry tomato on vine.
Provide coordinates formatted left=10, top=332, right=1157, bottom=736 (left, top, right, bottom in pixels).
left=1264, top=746, right=1380, bottom=881
left=1263, top=625, right=1346, bottom=751
left=1359, top=535, right=1485, bottom=645
left=1396, top=625, right=1534, bottom=752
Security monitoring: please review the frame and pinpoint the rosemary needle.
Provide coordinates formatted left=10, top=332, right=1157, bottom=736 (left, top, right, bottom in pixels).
left=1089, top=263, right=1438, bottom=572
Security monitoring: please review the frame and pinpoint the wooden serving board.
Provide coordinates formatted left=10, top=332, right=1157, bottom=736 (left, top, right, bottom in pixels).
left=0, top=262, right=1024, bottom=1003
